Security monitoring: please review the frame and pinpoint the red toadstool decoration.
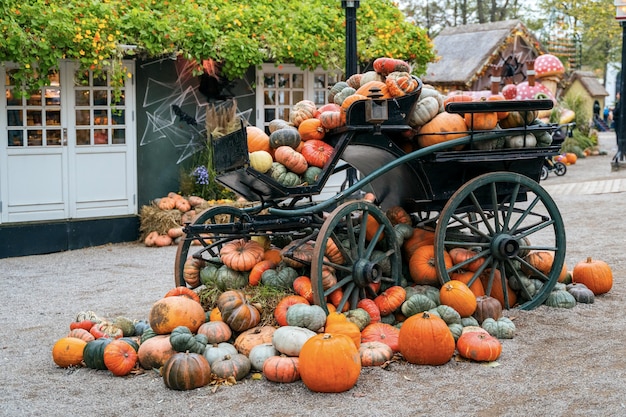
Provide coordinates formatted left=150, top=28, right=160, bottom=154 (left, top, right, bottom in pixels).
left=533, top=54, right=565, bottom=96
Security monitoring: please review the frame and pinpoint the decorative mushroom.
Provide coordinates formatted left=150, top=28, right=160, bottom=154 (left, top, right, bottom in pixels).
left=534, top=54, right=565, bottom=96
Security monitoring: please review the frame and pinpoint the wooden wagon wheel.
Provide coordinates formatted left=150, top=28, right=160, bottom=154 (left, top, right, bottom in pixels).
left=174, top=205, right=248, bottom=287
left=434, top=172, right=566, bottom=310
left=310, top=200, right=402, bottom=314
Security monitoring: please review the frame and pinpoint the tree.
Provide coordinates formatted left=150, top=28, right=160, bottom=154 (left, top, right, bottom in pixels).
left=0, top=0, right=436, bottom=96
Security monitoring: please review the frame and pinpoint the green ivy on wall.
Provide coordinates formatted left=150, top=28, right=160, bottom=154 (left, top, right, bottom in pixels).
left=1, top=0, right=435, bottom=94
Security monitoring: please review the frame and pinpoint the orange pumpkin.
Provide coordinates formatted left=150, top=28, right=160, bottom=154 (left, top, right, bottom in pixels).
left=263, top=355, right=301, bottom=383
left=464, top=109, right=498, bottom=131
left=164, top=286, right=201, bottom=303
left=219, top=239, right=265, bottom=272
left=449, top=247, right=485, bottom=272
left=149, top=296, right=205, bottom=334
left=263, top=248, right=283, bottom=264
left=196, top=320, right=232, bottom=344
left=357, top=299, right=381, bottom=323
left=385, top=72, right=419, bottom=97
left=456, top=331, right=502, bottom=362
left=157, top=197, right=176, bottom=210
left=572, top=257, right=613, bottom=295
left=398, top=311, right=455, bottom=365
left=103, top=339, right=138, bottom=376
left=479, top=268, right=517, bottom=309
left=408, top=244, right=452, bottom=286
left=451, top=271, right=485, bottom=297
left=52, top=337, right=87, bottom=368
left=327, top=288, right=349, bottom=312
left=417, top=112, right=468, bottom=150
left=217, top=290, right=262, bottom=332
left=442, top=93, right=474, bottom=108
left=298, top=118, right=326, bottom=141
left=374, top=286, right=406, bottom=316
left=324, top=238, right=345, bottom=265
left=360, top=322, right=400, bottom=352
left=355, top=80, right=391, bottom=99
left=246, top=126, right=272, bottom=153
left=300, top=139, right=334, bottom=169
left=325, top=320, right=361, bottom=349
left=292, top=276, right=314, bottom=304
left=274, top=146, right=308, bottom=174
left=182, top=257, right=205, bottom=288
left=439, top=280, right=477, bottom=317
left=248, top=259, right=276, bottom=286
left=487, top=94, right=509, bottom=119
left=137, top=335, right=176, bottom=370
left=402, top=227, right=435, bottom=259
left=234, top=325, right=276, bottom=356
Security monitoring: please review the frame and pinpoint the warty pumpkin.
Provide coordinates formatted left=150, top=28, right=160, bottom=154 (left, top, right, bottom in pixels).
left=417, top=112, right=468, bottom=150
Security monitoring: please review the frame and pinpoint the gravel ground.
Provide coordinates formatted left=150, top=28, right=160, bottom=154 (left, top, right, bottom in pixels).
left=1, top=133, right=625, bottom=417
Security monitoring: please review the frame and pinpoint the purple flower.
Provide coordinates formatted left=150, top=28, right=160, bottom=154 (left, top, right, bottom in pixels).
left=192, top=165, right=209, bottom=185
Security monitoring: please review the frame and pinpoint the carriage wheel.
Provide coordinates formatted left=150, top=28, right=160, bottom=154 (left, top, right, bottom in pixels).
left=174, top=205, right=247, bottom=287
left=311, top=200, right=402, bottom=314
left=434, top=172, right=566, bottom=310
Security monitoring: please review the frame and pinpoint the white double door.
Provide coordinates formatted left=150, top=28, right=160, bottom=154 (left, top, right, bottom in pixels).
left=0, top=60, right=136, bottom=224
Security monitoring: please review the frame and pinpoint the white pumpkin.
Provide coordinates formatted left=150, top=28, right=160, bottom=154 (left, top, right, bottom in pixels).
left=203, top=342, right=238, bottom=365
left=271, top=326, right=316, bottom=356
left=504, top=134, right=536, bottom=148
left=249, top=150, right=273, bottom=173
left=248, top=342, right=279, bottom=371
left=408, top=96, right=440, bottom=128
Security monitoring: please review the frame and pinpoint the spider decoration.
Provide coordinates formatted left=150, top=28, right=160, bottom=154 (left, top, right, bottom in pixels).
left=499, top=53, right=527, bottom=85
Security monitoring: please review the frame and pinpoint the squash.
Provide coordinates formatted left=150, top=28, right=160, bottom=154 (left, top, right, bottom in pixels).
left=285, top=304, right=327, bottom=332
left=196, top=321, right=232, bottom=344
left=572, top=257, right=613, bottom=295
left=249, top=150, right=273, bottom=173
left=169, top=326, right=208, bottom=354
left=217, top=290, right=261, bottom=332
left=273, top=146, right=308, bottom=175
left=248, top=342, right=279, bottom=371
left=269, top=128, right=301, bottom=149
left=355, top=80, right=390, bottom=99
left=52, top=337, right=87, bottom=368
left=303, top=166, right=323, bottom=185
left=373, top=57, right=411, bottom=76
left=398, top=311, right=455, bottom=365
left=401, top=293, right=437, bottom=317
left=268, top=119, right=294, bottom=133
left=456, top=331, right=502, bottom=362
left=481, top=316, right=516, bottom=339
left=333, top=87, right=357, bottom=106
left=359, top=341, right=394, bottom=367
left=417, top=112, right=468, bottom=150
left=162, top=352, right=212, bottom=391
left=385, top=72, right=419, bottom=97
left=408, top=96, right=440, bottom=128
left=498, top=110, right=538, bottom=128
left=298, top=117, right=325, bottom=141
left=246, top=126, right=272, bottom=153
left=328, top=81, right=350, bottom=103
left=289, top=100, right=317, bottom=127
left=137, top=335, right=175, bottom=369
left=566, top=283, right=595, bottom=304
left=203, top=342, right=238, bottom=365
left=300, top=139, right=334, bottom=168
left=505, top=134, right=537, bottom=148
left=219, top=239, right=265, bottom=272
left=234, top=326, right=276, bottom=356
left=211, top=353, right=251, bottom=381
left=318, top=110, right=343, bottom=130
left=214, top=265, right=248, bottom=291
left=544, top=289, right=577, bottom=308
left=148, top=296, right=205, bottom=335
left=262, top=355, right=301, bottom=383
left=272, top=326, right=317, bottom=357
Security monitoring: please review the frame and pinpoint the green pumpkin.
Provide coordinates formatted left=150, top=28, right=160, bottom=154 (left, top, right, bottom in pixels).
left=215, top=265, right=248, bottom=291
left=268, top=162, right=288, bottom=182
left=261, top=266, right=298, bottom=290
left=461, top=316, right=479, bottom=327
left=530, top=119, right=553, bottom=147
left=328, top=81, right=349, bottom=103
left=448, top=323, right=463, bottom=342
left=481, top=317, right=516, bottom=339
left=566, top=283, right=595, bottom=304
left=303, top=166, right=323, bottom=185
left=333, top=86, right=357, bottom=105
left=509, top=273, right=536, bottom=301
left=83, top=338, right=112, bottom=370
left=401, top=293, right=437, bottom=317
left=279, top=172, right=302, bottom=187
left=118, top=337, right=140, bottom=352
left=112, top=316, right=135, bottom=337
left=269, top=128, right=301, bottom=149
left=380, top=314, right=396, bottom=325
left=433, top=304, right=462, bottom=325
left=285, top=304, right=327, bottom=332
left=140, top=327, right=157, bottom=344
left=544, top=290, right=577, bottom=309
left=343, top=308, right=371, bottom=331
left=200, top=263, right=219, bottom=287
left=170, top=326, right=208, bottom=354
left=404, top=284, right=440, bottom=305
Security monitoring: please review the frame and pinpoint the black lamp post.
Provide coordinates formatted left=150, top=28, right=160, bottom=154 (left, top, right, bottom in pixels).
left=342, top=1, right=360, bottom=77
left=615, top=1, right=626, bottom=167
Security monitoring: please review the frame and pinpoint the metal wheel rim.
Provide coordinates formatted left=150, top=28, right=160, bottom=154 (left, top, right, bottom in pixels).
left=434, top=172, right=566, bottom=310
left=174, top=205, right=246, bottom=287
left=311, top=200, right=402, bottom=314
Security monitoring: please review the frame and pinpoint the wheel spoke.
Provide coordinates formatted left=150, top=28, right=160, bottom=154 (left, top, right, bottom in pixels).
left=335, top=282, right=355, bottom=312
left=468, top=191, right=496, bottom=236
left=501, top=183, right=521, bottom=232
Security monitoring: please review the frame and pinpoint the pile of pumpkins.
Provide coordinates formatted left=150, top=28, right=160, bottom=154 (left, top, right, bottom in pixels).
left=52, top=213, right=613, bottom=393
left=246, top=56, right=556, bottom=189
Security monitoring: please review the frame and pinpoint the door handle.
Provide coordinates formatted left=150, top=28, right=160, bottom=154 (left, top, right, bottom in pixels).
left=62, top=128, right=68, bottom=146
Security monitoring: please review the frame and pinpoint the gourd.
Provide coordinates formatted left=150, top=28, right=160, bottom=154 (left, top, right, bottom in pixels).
left=333, top=87, right=357, bottom=106
left=83, top=338, right=113, bottom=370
left=196, top=321, right=232, bottom=344
left=246, top=126, right=271, bottom=153
left=300, top=139, right=334, bottom=168
left=544, top=289, right=577, bottom=309
left=299, top=333, right=361, bottom=393
left=52, top=337, right=87, bottom=368
left=373, top=57, right=411, bottom=76
left=360, top=322, right=400, bottom=352
left=248, top=343, right=278, bottom=371
left=248, top=259, right=276, bottom=287
left=318, top=110, right=343, bottom=130
left=439, top=280, right=477, bottom=317
left=137, top=335, right=176, bottom=369
left=481, top=317, right=516, bottom=339
left=274, top=146, right=308, bottom=175
left=572, top=257, right=613, bottom=295
left=505, top=134, right=537, bottom=148
left=216, top=290, right=261, bottom=332
left=272, top=326, right=317, bottom=356
left=261, top=266, right=299, bottom=291
left=285, top=304, right=327, bottom=332
left=269, top=128, right=301, bottom=149
left=182, top=257, right=205, bottom=288
left=374, top=286, right=407, bottom=316
left=473, top=295, right=503, bottom=324
left=303, top=166, right=323, bottom=185
left=162, top=352, right=212, bottom=391
left=398, top=311, right=455, bottom=365
left=213, top=264, right=249, bottom=291
left=289, top=100, right=317, bottom=127
left=566, top=283, right=595, bottom=304
left=233, top=325, right=276, bottom=356
left=359, top=341, right=394, bottom=367
left=169, top=326, right=208, bottom=354
left=385, top=72, right=419, bottom=97
left=262, top=355, right=301, bottom=383
left=103, top=339, right=138, bottom=376
left=357, top=299, right=381, bottom=324
left=148, top=296, right=205, bottom=335
left=249, top=150, right=273, bottom=173
left=219, top=238, right=265, bottom=272
left=456, top=331, right=502, bottom=362
left=211, top=353, right=251, bottom=381
left=203, top=342, right=238, bottom=365
left=298, top=117, right=326, bottom=141
left=401, top=293, right=437, bottom=317
left=328, top=81, right=349, bottom=103
left=292, top=276, right=314, bottom=303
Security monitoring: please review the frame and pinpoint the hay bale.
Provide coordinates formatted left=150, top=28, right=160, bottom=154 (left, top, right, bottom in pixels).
left=139, top=204, right=183, bottom=240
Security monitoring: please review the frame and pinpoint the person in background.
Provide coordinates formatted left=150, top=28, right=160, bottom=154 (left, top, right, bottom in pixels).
left=614, top=92, right=621, bottom=145
left=604, top=105, right=610, bottom=123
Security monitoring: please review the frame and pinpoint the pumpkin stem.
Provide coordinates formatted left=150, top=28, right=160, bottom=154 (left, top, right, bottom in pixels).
left=586, top=257, right=593, bottom=263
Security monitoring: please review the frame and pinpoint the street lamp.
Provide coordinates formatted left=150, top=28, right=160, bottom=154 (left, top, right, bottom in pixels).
left=342, top=1, right=360, bottom=77
left=614, top=1, right=626, bottom=167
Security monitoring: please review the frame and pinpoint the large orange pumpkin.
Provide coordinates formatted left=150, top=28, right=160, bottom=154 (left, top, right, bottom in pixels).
left=246, top=126, right=271, bottom=153
left=137, top=335, right=176, bottom=370
left=417, top=112, right=468, bottom=150
left=398, top=311, right=455, bottom=365
left=52, top=337, right=87, bottom=368
left=219, top=239, right=265, bottom=272
left=402, top=227, right=435, bottom=259
left=408, top=244, right=452, bottom=286
left=572, top=257, right=613, bottom=295
left=298, top=118, right=326, bottom=141
left=149, top=296, right=205, bottom=334
left=439, top=280, right=477, bottom=317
